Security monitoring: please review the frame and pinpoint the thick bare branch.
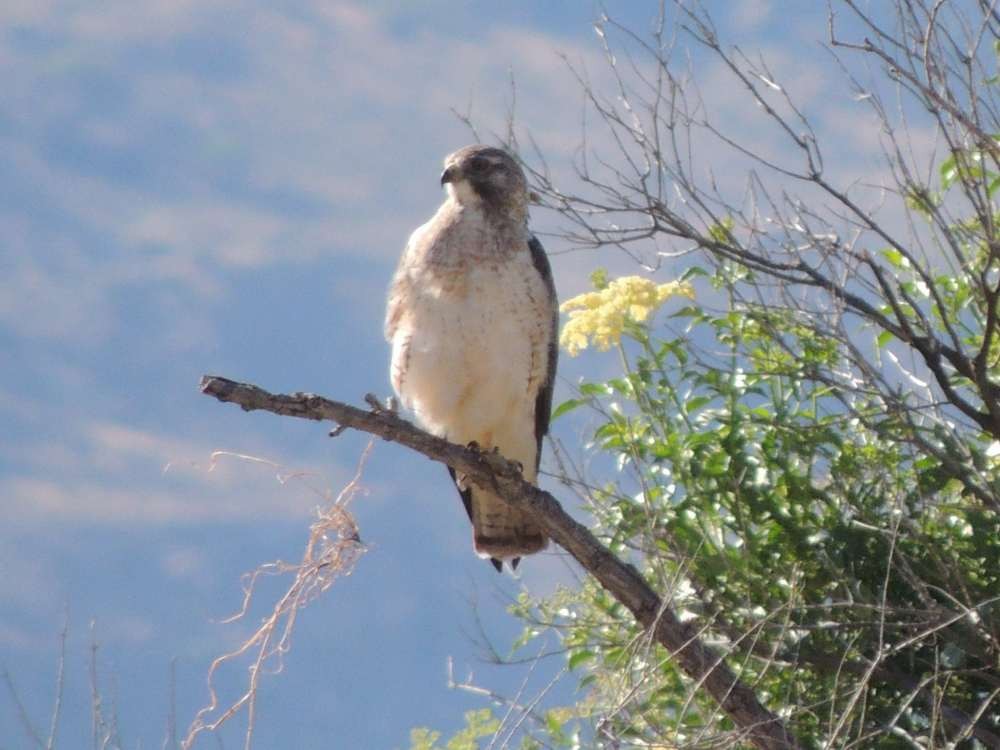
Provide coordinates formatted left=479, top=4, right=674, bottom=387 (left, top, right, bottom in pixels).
left=199, top=374, right=802, bottom=750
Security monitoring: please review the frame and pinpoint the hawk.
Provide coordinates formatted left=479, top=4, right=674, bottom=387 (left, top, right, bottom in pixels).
left=385, top=145, right=558, bottom=572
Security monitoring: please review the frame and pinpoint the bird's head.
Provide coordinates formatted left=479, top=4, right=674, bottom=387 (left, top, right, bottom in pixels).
left=440, top=145, right=529, bottom=215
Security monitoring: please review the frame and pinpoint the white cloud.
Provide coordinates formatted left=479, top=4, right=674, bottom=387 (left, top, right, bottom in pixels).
left=0, top=0, right=57, bottom=25
left=732, top=0, right=773, bottom=31
left=0, top=0, right=609, bottom=355
left=2, top=418, right=354, bottom=523
left=0, top=543, right=60, bottom=612
left=161, top=545, right=208, bottom=579
left=0, top=216, right=115, bottom=342
left=0, top=621, right=52, bottom=650
left=97, top=612, right=156, bottom=644
left=1, top=470, right=324, bottom=523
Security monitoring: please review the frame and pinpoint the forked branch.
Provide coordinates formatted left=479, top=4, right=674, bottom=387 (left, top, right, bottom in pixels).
left=199, top=374, right=801, bottom=749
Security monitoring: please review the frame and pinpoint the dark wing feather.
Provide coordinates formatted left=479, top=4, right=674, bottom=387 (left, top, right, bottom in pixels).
left=527, top=235, right=559, bottom=472
left=449, top=466, right=504, bottom=572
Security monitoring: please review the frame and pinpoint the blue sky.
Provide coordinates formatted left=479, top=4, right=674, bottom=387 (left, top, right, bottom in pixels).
left=0, top=1, right=875, bottom=747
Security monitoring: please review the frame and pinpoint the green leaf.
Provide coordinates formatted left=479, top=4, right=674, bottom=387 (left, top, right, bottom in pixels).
left=552, top=398, right=587, bottom=420
left=876, top=330, right=894, bottom=349
left=589, top=267, right=609, bottom=290
left=707, top=216, right=735, bottom=244
left=703, top=450, right=731, bottom=476
left=684, top=395, right=713, bottom=413
left=881, top=248, right=906, bottom=268
left=989, top=173, right=1000, bottom=198
left=669, top=305, right=705, bottom=319
left=578, top=382, right=607, bottom=397
left=940, top=155, right=958, bottom=188
left=680, top=265, right=710, bottom=280
left=568, top=649, right=594, bottom=670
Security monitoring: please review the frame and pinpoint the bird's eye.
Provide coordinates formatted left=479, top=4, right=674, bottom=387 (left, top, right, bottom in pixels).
left=468, top=157, right=490, bottom=172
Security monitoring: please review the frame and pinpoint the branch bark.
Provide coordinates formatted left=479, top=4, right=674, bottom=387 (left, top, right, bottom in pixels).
left=199, top=374, right=801, bottom=749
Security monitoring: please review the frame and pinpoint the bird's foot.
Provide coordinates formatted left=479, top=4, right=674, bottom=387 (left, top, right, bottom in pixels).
left=484, top=446, right=522, bottom=475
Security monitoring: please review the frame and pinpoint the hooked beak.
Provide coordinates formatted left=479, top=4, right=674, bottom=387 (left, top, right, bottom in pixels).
left=440, top=165, right=458, bottom=186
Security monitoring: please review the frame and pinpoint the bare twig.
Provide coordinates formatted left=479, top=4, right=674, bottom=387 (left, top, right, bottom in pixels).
left=45, top=614, right=67, bottom=750
left=163, top=658, right=177, bottom=750
left=182, top=438, right=369, bottom=750
left=2, top=669, right=44, bottom=749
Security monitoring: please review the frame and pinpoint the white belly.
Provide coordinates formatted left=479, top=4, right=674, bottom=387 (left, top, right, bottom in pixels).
left=391, top=259, right=542, bottom=474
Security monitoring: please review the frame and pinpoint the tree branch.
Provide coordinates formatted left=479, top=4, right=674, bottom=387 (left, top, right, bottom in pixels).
left=199, top=374, right=802, bottom=750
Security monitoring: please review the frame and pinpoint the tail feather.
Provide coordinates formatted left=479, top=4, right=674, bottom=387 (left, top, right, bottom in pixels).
left=470, top=486, right=547, bottom=561
left=488, top=556, right=523, bottom=573
left=447, top=468, right=547, bottom=573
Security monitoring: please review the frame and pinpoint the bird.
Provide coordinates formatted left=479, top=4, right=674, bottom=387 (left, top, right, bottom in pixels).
left=384, top=145, right=558, bottom=572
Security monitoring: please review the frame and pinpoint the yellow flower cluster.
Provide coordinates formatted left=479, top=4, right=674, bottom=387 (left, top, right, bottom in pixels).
left=559, top=275, right=694, bottom=356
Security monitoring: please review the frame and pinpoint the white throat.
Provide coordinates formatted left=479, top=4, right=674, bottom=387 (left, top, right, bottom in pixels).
left=445, top=180, right=482, bottom=207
